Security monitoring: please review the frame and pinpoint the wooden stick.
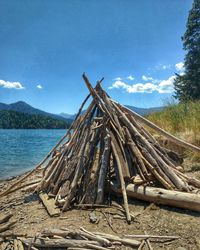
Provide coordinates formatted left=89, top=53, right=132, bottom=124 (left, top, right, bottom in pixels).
left=124, top=234, right=179, bottom=240
left=146, top=239, right=153, bottom=250
left=138, top=240, right=146, bottom=250
left=111, top=141, right=131, bottom=223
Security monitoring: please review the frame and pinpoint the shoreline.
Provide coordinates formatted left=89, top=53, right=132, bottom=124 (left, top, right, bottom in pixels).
left=0, top=169, right=33, bottom=182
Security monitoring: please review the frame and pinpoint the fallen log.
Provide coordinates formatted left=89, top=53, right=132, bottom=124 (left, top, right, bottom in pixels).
left=0, top=220, right=17, bottom=233
left=22, top=238, right=102, bottom=248
left=111, top=182, right=200, bottom=212
left=0, top=214, right=13, bottom=224
left=95, top=232, right=140, bottom=247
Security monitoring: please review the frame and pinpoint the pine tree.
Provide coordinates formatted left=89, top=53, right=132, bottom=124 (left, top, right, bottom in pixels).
left=174, top=0, right=200, bottom=101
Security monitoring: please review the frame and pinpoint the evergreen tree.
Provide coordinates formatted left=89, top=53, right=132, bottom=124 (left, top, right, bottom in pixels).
left=174, top=0, right=200, bottom=101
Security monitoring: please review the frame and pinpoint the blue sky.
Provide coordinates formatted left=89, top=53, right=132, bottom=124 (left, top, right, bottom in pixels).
left=0, top=0, right=192, bottom=114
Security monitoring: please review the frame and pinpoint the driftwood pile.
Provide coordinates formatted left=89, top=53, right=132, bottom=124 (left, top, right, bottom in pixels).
left=0, top=227, right=179, bottom=250
left=1, top=73, right=200, bottom=222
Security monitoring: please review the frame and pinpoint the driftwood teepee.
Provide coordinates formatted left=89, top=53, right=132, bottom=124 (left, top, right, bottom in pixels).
left=1, top=74, right=200, bottom=222
left=34, top=74, right=200, bottom=222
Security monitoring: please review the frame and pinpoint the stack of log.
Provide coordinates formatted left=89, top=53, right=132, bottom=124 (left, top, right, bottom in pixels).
left=0, top=227, right=179, bottom=250
left=1, top=73, right=200, bottom=222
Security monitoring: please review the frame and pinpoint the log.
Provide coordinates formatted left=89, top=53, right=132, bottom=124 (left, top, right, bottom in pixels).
left=124, top=234, right=179, bottom=240
left=23, top=238, right=101, bottom=248
left=111, top=182, right=200, bottom=212
left=0, top=220, right=17, bottom=233
left=138, top=240, right=146, bottom=250
left=96, top=130, right=111, bottom=204
left=80, top=227, right=111, bottom=247
left=95, top=232, right=141, bottom=247
left=39, top=192, right=60, bottom=217
left=111, top=141, right=131, bottom=223
left=110, top=131, right=130, bottom=180
left=0, top=214, right=13, bottom=224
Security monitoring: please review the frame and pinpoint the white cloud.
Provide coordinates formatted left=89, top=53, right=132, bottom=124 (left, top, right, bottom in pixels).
left=157, top=75, right=175, bottom=93
left=0, top=80, right=24, bottom=89
left=127, top=75, right=134, bottom=81
left=175, top=62, right=184, bottom=72
left=108, top=80, right=127, bottom=89
left=142, top=75, right=153, bottom=81
left=109, top=75, right=175, bottom=94
left=113, top=77, right=122, bottom=81
left=36, top=84, right=43, bottom=89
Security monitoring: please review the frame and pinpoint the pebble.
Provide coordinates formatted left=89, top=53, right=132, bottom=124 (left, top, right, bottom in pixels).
left=177, top=247, right=187, bottom=250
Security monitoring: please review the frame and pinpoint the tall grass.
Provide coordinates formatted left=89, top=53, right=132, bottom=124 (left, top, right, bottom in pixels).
left=146, top=101, right=200, bottom=162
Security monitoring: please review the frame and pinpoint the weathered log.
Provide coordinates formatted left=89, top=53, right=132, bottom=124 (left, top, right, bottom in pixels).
left=111, top=141, right=131, bottom=223
left=111, top=182, right=200, bottom=212
left=124, top=127, right=149, bottom=181
left=95, top=232, right=141, bottom=247
left=0, top=214, right=13, bottom=224
left=22, top=238, right=101, bottom=248
left=80, top=227, right=111, bottom=247
left=96, top=130, right=111, bottom=204
left=0, top=220, right=17, bottom=233
left=110, top=131, right=130, bottom=180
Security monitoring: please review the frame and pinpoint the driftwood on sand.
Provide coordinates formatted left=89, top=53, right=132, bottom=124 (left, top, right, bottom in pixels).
left=0, top=227, right=179, bottom=250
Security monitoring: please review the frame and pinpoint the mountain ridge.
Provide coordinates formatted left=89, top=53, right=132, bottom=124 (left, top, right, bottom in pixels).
left=0, top=101, right=72, bottom=123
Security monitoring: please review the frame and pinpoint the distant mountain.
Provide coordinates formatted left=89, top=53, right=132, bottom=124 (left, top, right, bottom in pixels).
left=0, top=101, right=72, bottom=123
left=0, top=110, right=70, bottom=129
left=59, top=112, right=74, bottom=119
left=0, top=101, right=164, bottom=127
left=125, top=105, right=164, bottom=116
left=60, top=105, right=164, bottom=120
left=60, top=110, right=85, bottom=120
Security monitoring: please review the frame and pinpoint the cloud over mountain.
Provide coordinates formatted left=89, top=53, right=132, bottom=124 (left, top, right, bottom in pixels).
left=0, top=80, right=24, bottom=89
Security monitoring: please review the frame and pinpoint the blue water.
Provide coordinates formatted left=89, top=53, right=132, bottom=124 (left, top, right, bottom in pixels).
left=0, top=129, right=67, bottom=179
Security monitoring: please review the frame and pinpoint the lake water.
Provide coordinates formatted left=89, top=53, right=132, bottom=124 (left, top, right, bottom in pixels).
left=0, top=129, right=67, bottom=180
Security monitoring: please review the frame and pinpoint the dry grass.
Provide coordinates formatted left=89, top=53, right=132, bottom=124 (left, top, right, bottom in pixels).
left=146, top=100, right=200, bottom=162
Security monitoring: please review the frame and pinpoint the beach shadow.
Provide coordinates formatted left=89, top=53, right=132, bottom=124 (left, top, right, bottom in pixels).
left=24, top=193, right=39, bottom=203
